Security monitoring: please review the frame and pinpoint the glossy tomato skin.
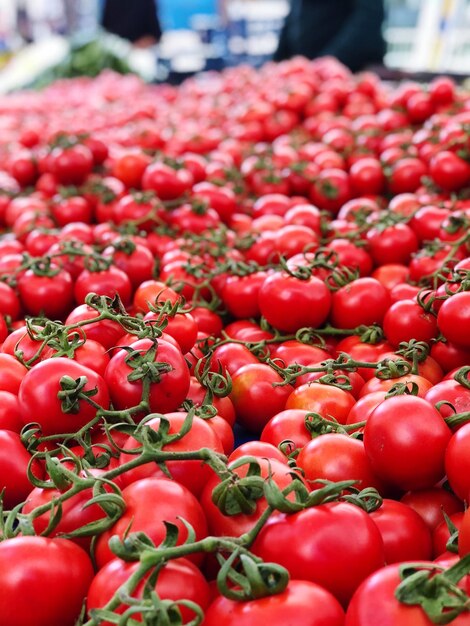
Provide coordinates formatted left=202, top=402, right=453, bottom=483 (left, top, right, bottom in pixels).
left=370, top=499, right=433, bottom=563
left=297, top=434, right=384, bottom=492
left=229, top=363, right=292, bottom=433
left=203, top=580, right=345, bottom=626
left=87, top=557, right=211, bottom=625
left=0, top=353, right=28, bottom=394
left=258, top=273, right=331, bottom=333
left=437, top=292, right=470, bottom=349
left=286, top=383, right=356, bottom=424
left=118, top=412, right=224, bottom=495
left=383, top=300, right=438, bottom=347
left=330, top=278, right=391, bottom=328
left=95, top=478, right=207, bottom=568
left=252, top=502, right=385, bottom=606
left=104, top=338, right=190, bottom=415
left=18, top=358, right=109, bottom=436
left=17, top=266, right=74, bottom=319
left=0, top=536, right=94, bottom=626
left=0, top=429, right=40, bottom=508
left=201, top=458, right=298, bottom=538
left=345, top=563, right=470, bottom=626
left=445, top=423, right=470, bottom=501
left=363, top=396, right=451, bottom=491
left=400, top=488, right=463, bottom=531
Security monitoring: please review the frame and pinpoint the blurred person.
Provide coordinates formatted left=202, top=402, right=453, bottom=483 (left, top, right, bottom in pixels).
left=101, top=0, right=162, bottom=48
left=274, top=0, right=386, bottom=72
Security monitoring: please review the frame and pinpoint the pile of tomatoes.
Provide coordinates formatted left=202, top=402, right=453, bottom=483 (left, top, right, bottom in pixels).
left=0, top=55, right=470, bottom=625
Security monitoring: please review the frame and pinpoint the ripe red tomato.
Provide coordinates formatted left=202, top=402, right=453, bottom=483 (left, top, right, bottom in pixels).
left=253, top=501, right=385, bottom=605
left=118, top=412, right=224, bottom=495
left=230, top=363, right=292, bottom=433
left=95, top=477, right=207, bottom=568
left=364, top=396, right=451, bottom=491
left=104, top=337, right=190, bottom=415
left=0, top=536, right=94, bottom=626
left=331, top=277, right=391, bottom=328
left=87, top=557, right=211, bottom=626
left=437, top=292, right=470, bottom=349
left=258, top=272, right=331, bottom=333
left=298, top=433, right=384, bottom=491
left=203, top=580, right=345, bottom=626
left=370, top=499, right=433, bottom=563
left=18, top=357, right=109, bottom=436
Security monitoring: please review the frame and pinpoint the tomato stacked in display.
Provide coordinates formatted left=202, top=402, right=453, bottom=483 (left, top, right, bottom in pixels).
left=0, top=56, right=470, bottom=626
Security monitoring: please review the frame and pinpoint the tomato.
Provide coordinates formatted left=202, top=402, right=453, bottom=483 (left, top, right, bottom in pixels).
left=1, top=338, right=29, bottom=383
left=286, top=383, right=356, bottom=424
left=203, top=580, right=345, bottom=626
left=383, top=300, right=438, bottom=347
left=65, top=304, right=124, bottom=350
left=17, top=265, right=74, bottom=320
left=142, top=161, right=193, bottom=200
left=104, top=337, right=189, bottom=415
left=370, top=499, right=432, bottom=563
left=297, top=434, right=384, bottom=492
left=437, top=292, right=470, bottom=349
left=74, top=265, right=132, bottom=306
left=118, top=412, right=224, bottom=495
left=350, top=158, right=385, bottom=195
left=0, top=390, right=22, bottom=431
left=388, top=157, right=427, bottom=194
left=221, top=272, right=267, bottom=320
left=260, top=408, right=311, bottom=451
left=258, top=272, right=331, bottom=333
left=144, top=309, right=198, bottom=354
left=133, top=280, right=180, bottom=313
left=50, top=143, right=93, bottom=185
left=366, top=223, right=419, bottom=266
left=230, top=363, right=292, bottom=433
left=87, top=557, right=211, bottom=625
left=310, top=168, right=351, bottom=214
left=201, top=457, right=302, bottom=538
left=425, top=377, right=470, bottom=418
left=113, top=152, right=151, bottom=188
left=18, top=357, right=109, bottom=436
left=445, top=423, right=470, bottom=501
left=433, top=512, right=464, bottom=558
left=364, top=396, right=451, bottom=491
left=331, top=278, right=391, bottom=328
left=253, top=501, right=385, bottom=605
left=430, top=151, right=470, bottom=191
left=345, top=563, right=470, bottom=626
left=0, top=536, right=93, bottom=626
left=23, top=481, right=107, bottom=549
left=103, top=240, right=155, bottom=289
left=0, top=429, right=41, bottom=508
left=400, top=487, right=464, bottom=531
left=95, top=477, right=207, bottom=568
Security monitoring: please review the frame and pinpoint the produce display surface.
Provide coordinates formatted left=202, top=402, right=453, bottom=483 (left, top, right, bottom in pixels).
left=0, top=56, right=470, bottom=625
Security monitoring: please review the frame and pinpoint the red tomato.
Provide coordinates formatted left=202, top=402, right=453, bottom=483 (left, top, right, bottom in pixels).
left=400, top=487, right=464, bottom=531
left=95, top=478, right=207, bottom=568
left=18, top=358, right=109, bottom=436
left=0, top=536, right=94, bottom=626
left=330, top=278, right=391, bottom=328
left=104, top=338, right=190, bottom=416
left=203, top=580, right=345, bottom=626
left=364, top=396, right=451, bottom=491
left=118, top=412, right=224, bottom=495
left=87, top=557, right=211, bottom=625
left=253, top=501, right=385, bottom=605
left=370, top=499, right=433, bottom=563
left=230, top=363, right=292, bottom=433
left=286, top=383, right=356, bottom=424
left=298, top=433, right=384, bottom=491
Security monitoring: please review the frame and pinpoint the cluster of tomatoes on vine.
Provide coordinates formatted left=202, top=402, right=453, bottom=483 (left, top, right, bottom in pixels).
left=0, top=55, right=469, bottom=626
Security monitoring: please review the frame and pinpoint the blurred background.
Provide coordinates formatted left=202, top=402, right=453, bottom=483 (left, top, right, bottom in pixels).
left=0, top=0, right=469, bottom=91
